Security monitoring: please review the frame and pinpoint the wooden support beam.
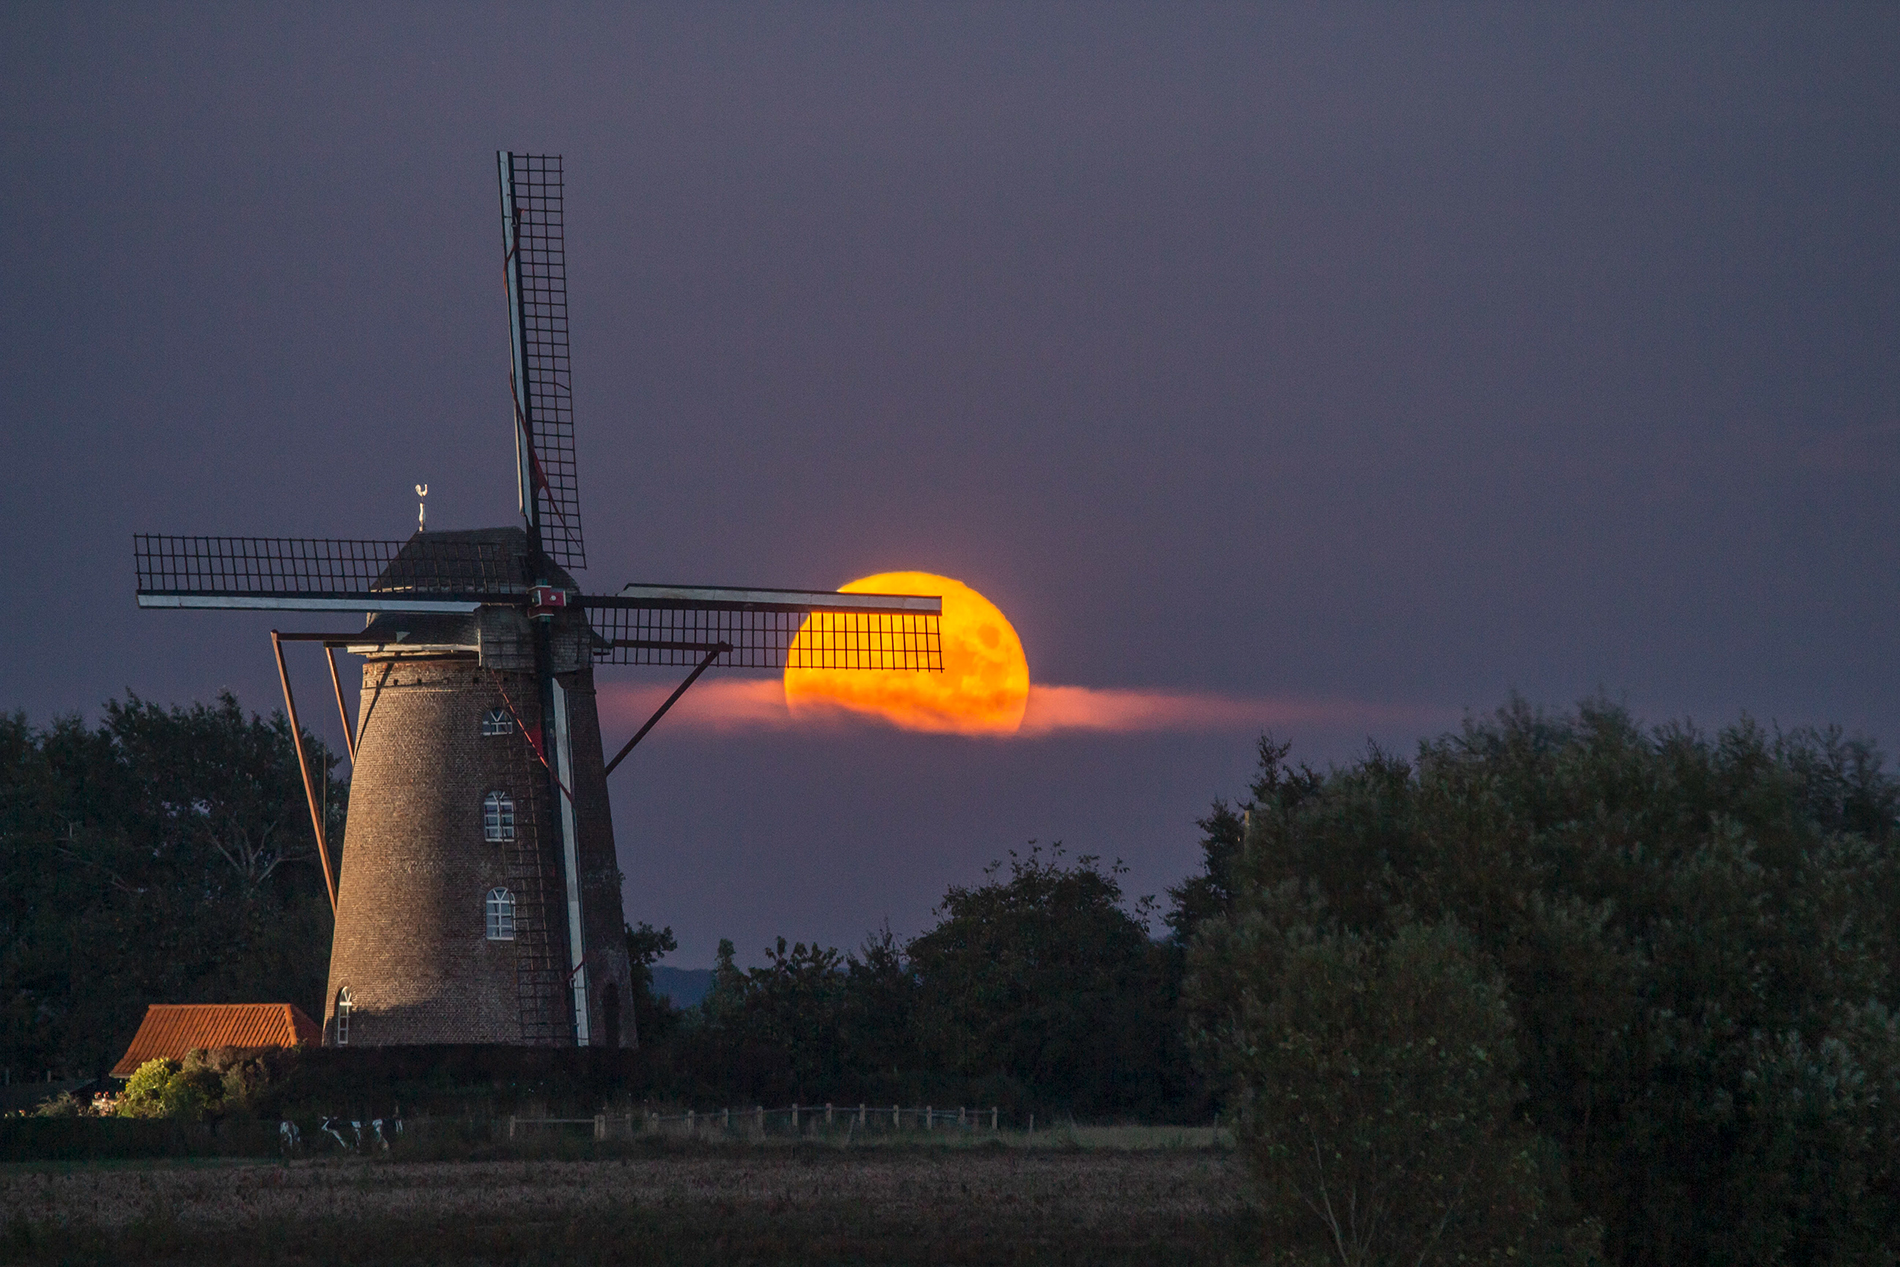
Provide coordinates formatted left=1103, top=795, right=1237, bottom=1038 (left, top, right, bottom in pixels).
left=603, top=641, right=730, bottom=776
left=272, top=630, right=338, bottom=914
left=324, top=644, right=356, bottom=762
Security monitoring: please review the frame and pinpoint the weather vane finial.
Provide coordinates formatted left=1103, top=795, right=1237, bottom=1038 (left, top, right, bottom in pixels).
left=416, top=484, right=428, bottom=533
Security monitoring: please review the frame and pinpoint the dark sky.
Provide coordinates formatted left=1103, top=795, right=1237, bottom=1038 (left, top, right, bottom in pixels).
left=6, top=5, right=1898, bottom=966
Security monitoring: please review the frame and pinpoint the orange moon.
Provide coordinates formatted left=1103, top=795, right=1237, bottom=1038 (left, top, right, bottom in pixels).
left=784, top=572, right=1030, bottom=734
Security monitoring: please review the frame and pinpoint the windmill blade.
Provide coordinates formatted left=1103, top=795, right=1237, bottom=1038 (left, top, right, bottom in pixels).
left=611, top=584, right=942, bottom=614
left=134, top=535, right=525, bottom=612
left=499, top=152, right=584, bottom=569
left=583, top=585, right=943, bottom=669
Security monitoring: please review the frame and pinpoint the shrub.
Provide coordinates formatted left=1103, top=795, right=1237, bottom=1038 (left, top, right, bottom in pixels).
left=114, top=1052, right=226, bottom=1121
left=29, top=1091, right=89, bottom=1118
left=116, top=1058, right=183, bottom=1119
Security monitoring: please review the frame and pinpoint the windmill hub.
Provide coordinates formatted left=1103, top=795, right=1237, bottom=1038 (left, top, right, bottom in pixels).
left=133, top=154, right=944, bottom=1052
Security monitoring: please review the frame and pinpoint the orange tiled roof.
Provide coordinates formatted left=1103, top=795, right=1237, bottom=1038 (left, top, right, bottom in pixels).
left=111, top=1003, right=322, bottom=1078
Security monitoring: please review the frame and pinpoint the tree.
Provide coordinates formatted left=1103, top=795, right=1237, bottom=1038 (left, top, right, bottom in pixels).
left=908, top=843, right=1169, bottom=1113
left=1163, top=800, right=1245, bottom=947
left=689, top=935, right=850, bottom=1099
left=700, top=937, right=745, bottom=1023
left=839, top=923, right=920, bottom=1082
left=1196, top=902, right=1591, bottom=1265
left=1165, top=736, right=1323, bottom=949
left=624, top=921, right=679, bottom=1046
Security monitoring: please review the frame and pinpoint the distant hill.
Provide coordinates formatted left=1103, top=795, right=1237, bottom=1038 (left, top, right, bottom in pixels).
left=650, top=966, right=715, bottom=1009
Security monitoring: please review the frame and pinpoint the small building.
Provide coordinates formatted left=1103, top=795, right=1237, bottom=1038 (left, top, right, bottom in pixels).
left=111, top=1003, right=322, bottom=1078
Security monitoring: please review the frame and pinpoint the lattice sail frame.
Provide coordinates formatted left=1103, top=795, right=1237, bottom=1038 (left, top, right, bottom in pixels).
left=134, top=535, right=522, bottom=610
left=583, top=600, right=943, bottom=670
left=500, top=152, right=584, bottom=569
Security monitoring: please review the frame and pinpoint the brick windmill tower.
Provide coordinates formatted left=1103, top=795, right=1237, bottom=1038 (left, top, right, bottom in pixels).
left=134, top=153, right=941, bottom=1050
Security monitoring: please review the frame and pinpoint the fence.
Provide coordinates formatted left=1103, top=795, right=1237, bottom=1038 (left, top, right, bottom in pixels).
left=0, top=1105, right=1088, bottom=1161
left=505, top=1104, right=1009, bottom=1141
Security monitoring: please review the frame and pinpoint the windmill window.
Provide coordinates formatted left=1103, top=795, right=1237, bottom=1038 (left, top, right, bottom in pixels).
left=483, top=792, right=515, bottom=842
left=334, top=988, right=352, bottom=1046
left=486, top=888, right=516, bottom=941
left=481, top=708, right=513, bottom=736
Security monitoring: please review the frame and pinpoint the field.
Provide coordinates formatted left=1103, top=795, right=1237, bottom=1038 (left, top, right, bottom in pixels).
left=0, top=1135, right=1253, bottom=1266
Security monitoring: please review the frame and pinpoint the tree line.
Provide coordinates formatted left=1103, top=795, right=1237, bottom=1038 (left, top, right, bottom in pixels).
left=1183, top=704, right=1900, bottom=1264
left=8, top=691, right=1900, bottom=1263
left=625, top=840, right=1192, bottom=1119
left=0, top=694, right=341, bottom=1083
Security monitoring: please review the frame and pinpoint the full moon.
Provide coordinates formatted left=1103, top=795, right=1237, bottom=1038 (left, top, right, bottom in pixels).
left=784, top=572, right=1030, bottom=734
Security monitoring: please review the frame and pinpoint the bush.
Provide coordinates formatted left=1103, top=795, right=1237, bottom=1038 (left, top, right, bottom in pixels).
left=113, top=1047, right=279, bottom=1121
left=117, top=1058, right=196, bottom=1120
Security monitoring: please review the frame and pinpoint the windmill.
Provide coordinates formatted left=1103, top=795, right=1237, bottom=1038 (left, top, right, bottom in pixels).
left=133, top=153, right=942, bottom=1050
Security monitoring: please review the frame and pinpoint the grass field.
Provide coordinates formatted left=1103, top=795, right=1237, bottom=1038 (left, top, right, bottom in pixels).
left=0, top=1140, right=1255, bottom=1265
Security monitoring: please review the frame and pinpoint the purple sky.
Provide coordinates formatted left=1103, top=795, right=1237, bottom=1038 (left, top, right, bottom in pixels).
left=6, top=5, right=1898, bottom=966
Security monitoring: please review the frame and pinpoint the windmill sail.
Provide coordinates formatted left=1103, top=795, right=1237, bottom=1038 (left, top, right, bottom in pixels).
left=499, top=152, right=585, bottom=570
left=134, top=534, right=526, bottom=611
left=583, top=585, right=943, bottom=669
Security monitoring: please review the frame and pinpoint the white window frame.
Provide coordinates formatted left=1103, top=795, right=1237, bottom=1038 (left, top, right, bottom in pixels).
left=335, top=988, right=352, bottom=1046
left=486, top=888, right=516, bottom=941
left=483, top=791, right=515, bottom=842
left=481, top=708, right=514, bottom=736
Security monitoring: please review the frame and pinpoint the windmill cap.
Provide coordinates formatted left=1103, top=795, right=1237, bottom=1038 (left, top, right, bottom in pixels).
left=372, top=526, right=577, bottom=597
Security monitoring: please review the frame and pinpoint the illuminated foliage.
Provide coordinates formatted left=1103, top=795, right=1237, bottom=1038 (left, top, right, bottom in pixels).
left=110, top=1047, right=278, bottom=1121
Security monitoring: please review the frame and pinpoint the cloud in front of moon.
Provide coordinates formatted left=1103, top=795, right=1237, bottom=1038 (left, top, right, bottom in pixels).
left=784, top=572, right=1030, bottom=734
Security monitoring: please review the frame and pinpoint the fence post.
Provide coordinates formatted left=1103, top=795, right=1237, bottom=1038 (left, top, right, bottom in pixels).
left=723, top=1107, right=731, bottom=1130
left=1028, top=1113, right=1034, bottom=1135
left=858, top=1103, right=866, bottom=1127
left=756, top=1105, right=764, bottom=1134
left=792, top=1103, right=800, bottom=1131
left=925, top=1105, right=931, bottom=1132
left=991, top=1106, right=998, bottom=1131
left=892, top=1104, right=900, bottom=1129
left=958, top=1106, right=966, bottom=1128
left=687, top=1109, right=695, bottom=1136
left=826, top=1103, right=833, bottom=1127
left=507, top=1115, right=516, bottom=1140
left=594, top=1114, right=606, bottom=1141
